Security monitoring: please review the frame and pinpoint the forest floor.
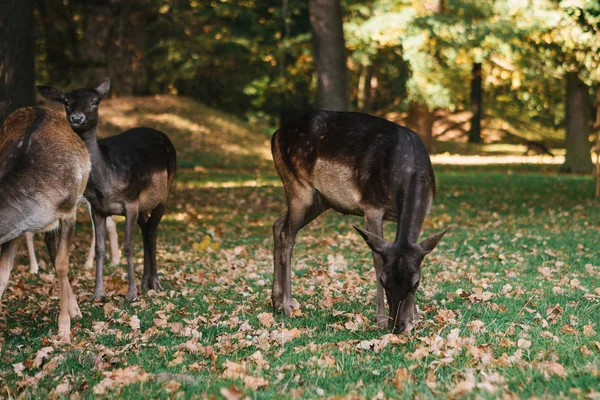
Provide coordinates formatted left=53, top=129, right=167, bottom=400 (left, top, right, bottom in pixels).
left=1, top=96, right=599, bottom=399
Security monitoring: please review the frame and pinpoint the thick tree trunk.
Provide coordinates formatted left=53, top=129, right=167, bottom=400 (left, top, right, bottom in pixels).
left=309, top=0, right=349, bottom=111
left=407, top=102, right=435, bottom=153
left=0, top=0, right=35, bottom=124
left=562, top=72, right=593, bottom=174
left=468, top=62, right=483, bottom=143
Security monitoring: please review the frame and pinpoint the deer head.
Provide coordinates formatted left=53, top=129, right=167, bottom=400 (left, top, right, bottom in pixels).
left=354, top=226, right=448, bottom=332
left=36, top=78, right=110, bottom=134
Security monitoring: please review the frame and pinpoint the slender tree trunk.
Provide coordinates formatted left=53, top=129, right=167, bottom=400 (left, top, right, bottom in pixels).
left=562, top=72, right=593, bottom=174
left=309, top=0, right=349, bottom=111
left=593, top=87, right=600, bottom=197
left=358, top=63, right=374, bottom=113
left=468, top=62, right=483, bottom=143
left=0, top=0, right=35, bottom=124
left=407, top=102, right=435, bottom=153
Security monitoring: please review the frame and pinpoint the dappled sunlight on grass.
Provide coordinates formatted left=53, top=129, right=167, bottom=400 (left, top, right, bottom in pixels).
left=431, top=153, right=564, bottom=165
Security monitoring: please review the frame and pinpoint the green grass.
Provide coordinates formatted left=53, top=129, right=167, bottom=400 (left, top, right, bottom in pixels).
left=1, top=97, right=599, bottom=399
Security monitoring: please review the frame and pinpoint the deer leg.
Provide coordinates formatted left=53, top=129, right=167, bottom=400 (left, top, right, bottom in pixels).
left=124, top=204, right=140, bottom=301
left=47, top=216, right=76, bottom=341
left=278, top=190, right=327, bottom=315
left=90, top=212, right=107, bottom=300
left=84, top=220, right=96, bottom=270
left=25, top=232, right=39, bottom=274
left=272, top=214, right=287, bottom=311
left=0, top=239, right=20, bottom=306
left=137, top=212, right=150, bottom=285
left=365, top=209, right=386, bottom=328
left=44, top=224, right=80, bottom=319
left=141, top=204, right=165, bottom=292
left=107, top=216, right=120, bottom=266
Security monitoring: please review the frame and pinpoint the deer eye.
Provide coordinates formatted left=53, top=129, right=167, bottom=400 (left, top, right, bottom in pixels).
left=413, top=280, right=420, bottom=291
left=91, top=99, right=99, bottom=107
left=63, top=98, right=69, bottom=106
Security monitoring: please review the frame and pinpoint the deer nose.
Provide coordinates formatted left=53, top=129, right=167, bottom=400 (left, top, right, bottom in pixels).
left=70, top=113, right=85, bottom=124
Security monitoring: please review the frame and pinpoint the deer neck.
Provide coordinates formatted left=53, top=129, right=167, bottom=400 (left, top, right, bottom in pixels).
left=78, top=126, right=111, bottom=185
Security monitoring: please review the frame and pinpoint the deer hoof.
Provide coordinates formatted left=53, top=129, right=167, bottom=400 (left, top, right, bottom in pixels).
left=282, top=298, right=300, bottom=316
left=126, top=287, right=139, bottom=302
left=69, top=302, right=82, bottom=319
left=142, top=276, right=162, bottom=292
left=375, top=318, right=388, bottom=329
left=90, top=291, right=104, bottom=302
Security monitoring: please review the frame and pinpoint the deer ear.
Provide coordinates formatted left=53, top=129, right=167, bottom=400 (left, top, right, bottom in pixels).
left=36, top=85, right=65, bottom=104
left=419, top=227, right=450, bottom=255
left=353, top=225, right=391, bottom=256
left=95, top=78, right=110, bottom=99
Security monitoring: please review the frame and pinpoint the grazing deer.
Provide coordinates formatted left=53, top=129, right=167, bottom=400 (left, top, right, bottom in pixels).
left=0, top=105, right=90, bottom=341
left=24, top=212, right=120, bottom=274
left=271, top=111, right=448, bottom=332
left=37, top=79, right=177, bottom=301
left=523, top=140, right=554, bottom=157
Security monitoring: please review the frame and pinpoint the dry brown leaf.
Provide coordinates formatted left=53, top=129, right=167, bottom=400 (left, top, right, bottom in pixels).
left=257, top=312, right=275, bottom=328
left=243, top=375, right=269, bottom=390
left=93, top=365, right=151, bottom=395
left=129, top=315, right=141, bottom=331
left=466, top=320, right=486, bottom=333
left=517, top=339, right=532, bottom=349
left=539, top=361, right=567, bottom=379
left=580, top=345, right=594, bottom=357
left=561, top=324, right=577, bottom=335
left=391, top=368, right=409, bottom=392
left=583, top=324, right=597, bottom=336
left=222, top=360, right=244, bottom=380
left=220, top=385, right=245, bottom=400
left=449, top=371, right=476, bottom=397
left=33, top=346, right=54, bottom=369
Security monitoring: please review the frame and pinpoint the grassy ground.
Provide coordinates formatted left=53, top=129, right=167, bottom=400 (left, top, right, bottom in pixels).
left=1, top=97, right=599, bottom=399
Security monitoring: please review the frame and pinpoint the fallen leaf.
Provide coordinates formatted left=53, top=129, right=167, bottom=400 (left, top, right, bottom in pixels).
left=129, top=315, right=141, bottom=331
left=391, top=368, right=409, bottom=392
left=220, top=385, right=244, bottom=400
left=257, top=312, right=275, bottom=328
left=243, top=375, right=268, bottom=390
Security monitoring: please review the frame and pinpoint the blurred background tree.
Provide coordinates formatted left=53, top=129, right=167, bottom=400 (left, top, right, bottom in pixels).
left=1, top=0, right=598, bottom=172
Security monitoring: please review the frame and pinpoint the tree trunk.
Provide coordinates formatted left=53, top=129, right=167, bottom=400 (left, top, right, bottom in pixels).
left=0, top=0, right=35, bottom=125
left=468, top=62, right=483, bottom=143
left=309, top=0, right=349, bottom=111
left=562, top=72, right=593, bottom=174
left=358, top=63, right=374, bottom=113
left=407, top=102, right=435, bottom=153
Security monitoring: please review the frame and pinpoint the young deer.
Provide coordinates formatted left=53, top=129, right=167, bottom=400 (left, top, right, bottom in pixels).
left=24, top=212, right=120, bottom=274
left=37, top=79, right=177, bottom=301
left=271, top=111, right=448, bottom=332
left=0, top=106, right=90, bottom=341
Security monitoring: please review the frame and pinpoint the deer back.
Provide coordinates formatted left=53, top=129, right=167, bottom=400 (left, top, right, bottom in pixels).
left=272, top=111, right=435, bottom=221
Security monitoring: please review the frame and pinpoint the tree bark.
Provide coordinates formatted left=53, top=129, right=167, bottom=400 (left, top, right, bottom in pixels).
left=468, top=62, right=483, bottom=143
left=309, top=0, right=349, bottom=111
left=407, top=102, right=435, bottom=153
left=562, top=72, right=593, bottom=174
left=358, top=63, right=374, bottom=113
left=0, top=0, right=35, bottom=125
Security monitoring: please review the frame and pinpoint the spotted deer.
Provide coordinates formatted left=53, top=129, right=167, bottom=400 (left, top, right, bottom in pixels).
left=271, top=111, right=448, bottom=332
left=0, top=105, right=90, bottom=341
left=37, top=79, right=177, bottom=301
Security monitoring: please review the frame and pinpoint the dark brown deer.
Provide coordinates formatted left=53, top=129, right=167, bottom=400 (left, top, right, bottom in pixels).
left=0, top=105, right=90, bottom=341
left=271, top=111, right=448, bottom=332
left=37, top=79, right=177, bottom=301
